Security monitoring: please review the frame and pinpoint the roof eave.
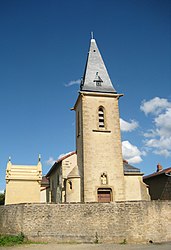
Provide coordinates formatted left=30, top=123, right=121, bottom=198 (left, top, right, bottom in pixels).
left=46, top=162, right=59, bottom=177
left=124, top=172, right=144, bottom=176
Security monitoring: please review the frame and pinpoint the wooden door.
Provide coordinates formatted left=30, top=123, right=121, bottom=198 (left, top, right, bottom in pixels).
left=97, top=189, right=111, bottom=202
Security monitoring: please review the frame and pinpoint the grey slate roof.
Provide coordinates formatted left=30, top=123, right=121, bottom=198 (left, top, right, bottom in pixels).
left=80, top=39, right=117, bottom=93
left=123, top=161, right=141, bottom=173
left=67, top=165, right=80, bottom=178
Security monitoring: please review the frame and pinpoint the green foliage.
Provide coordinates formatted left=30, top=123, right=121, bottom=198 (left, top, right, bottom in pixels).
left=0, top=193, right=5, bottom=205
left=0, top=233, right=25, bottom=246
left=120, top=238, right=127, bottom=244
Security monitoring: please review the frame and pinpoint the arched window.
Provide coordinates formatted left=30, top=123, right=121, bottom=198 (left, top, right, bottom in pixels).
left=98, top=107, right=105, bottom=128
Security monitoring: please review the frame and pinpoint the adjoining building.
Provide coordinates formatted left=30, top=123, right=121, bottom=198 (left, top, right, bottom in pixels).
left=47, top=152, right=150, bottom=203
left=47, top=37, right=150, bottom=203
left=46, top=151, right=80, bottom=203
left=143, top=164, right=171, bottom=200
left=5, top=156, right=42, bottom=205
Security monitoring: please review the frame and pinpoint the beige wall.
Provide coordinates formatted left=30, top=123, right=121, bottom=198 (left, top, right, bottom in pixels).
left=75, top=92, right=125, bottom=202
left=66, top=177, right=80, bottom=202
left=48, top=153, right=79, bottom=203
left=40, top=188, right=47, bottom=203
left=62, top=154, right=77, bottom=179
left=5, top=180, right=41, bottom=205
left=5, top=160, right=42, bottom=205
left=75, top=95, right=84, bottom=202
left=62, top=153, right=78, bottom=202
left=0, top=201, right=170, bottom=243
left=124, top=175, right=150, bottom=201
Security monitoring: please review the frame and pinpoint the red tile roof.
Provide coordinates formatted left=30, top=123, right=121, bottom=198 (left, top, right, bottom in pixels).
left=143, top=167, right=171, bottom=179
left=41, top=176, right=49, bottom=185
left=55, top=151, right=76, bottom=164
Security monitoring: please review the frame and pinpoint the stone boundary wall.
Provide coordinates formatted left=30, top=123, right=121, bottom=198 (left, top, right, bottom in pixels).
left=0, top=201, right=171, bottom=243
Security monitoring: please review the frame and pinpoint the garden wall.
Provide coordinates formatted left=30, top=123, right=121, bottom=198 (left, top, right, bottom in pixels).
left=0, top=201, right=170, bottom=243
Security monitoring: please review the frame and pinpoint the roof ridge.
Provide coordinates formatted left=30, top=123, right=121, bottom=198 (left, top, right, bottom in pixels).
left=56, top=151, right=76, bottom=163
left=143, top=167, right=171, bottom=179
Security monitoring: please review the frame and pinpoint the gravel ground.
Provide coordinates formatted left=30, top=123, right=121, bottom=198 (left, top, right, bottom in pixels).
left=0, top=243, right=171, bottom=250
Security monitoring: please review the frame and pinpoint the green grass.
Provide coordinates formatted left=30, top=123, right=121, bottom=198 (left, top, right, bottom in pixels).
left=0, top=233, right=25, bottom=246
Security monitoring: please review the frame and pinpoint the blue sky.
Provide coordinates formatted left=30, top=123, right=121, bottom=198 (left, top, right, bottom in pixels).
left=0, top=0, right=171, bottom=192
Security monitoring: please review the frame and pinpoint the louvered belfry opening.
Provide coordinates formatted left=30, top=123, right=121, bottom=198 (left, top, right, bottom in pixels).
left=98, top=107, right=105, bottom=128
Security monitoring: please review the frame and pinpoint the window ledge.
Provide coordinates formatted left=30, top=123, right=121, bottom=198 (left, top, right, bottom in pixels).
left=92, top=129, right=111, bottom=133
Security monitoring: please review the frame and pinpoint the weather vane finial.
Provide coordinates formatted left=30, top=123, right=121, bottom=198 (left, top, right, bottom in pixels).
left=91, top=31, right=94, bottom=39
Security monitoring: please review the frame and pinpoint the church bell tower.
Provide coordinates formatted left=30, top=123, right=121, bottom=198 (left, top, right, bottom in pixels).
left=74, top=37, right=125, bottom=202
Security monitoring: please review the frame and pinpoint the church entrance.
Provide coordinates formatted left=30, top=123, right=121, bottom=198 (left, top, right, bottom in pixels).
left=97, top=188, right=112, bottom=202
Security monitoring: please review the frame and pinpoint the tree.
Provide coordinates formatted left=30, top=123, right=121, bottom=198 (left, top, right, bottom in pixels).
left=0, top=192, right=5, bottom=205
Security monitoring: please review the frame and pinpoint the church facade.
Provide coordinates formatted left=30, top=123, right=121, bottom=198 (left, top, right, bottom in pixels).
left=47, top=37, right=150, bottom=203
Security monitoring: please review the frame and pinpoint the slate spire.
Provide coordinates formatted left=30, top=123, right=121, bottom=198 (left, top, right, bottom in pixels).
left=80, top=38, right=116, bottom=93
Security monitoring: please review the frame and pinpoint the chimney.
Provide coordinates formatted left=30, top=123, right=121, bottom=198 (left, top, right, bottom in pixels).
left=157, top=163, right=163, bottom=172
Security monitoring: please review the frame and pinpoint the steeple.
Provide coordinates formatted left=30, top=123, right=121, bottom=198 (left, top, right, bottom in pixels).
left=75, top=36, right=126, bottom=203
left=80, top=38, right=117, bottom=93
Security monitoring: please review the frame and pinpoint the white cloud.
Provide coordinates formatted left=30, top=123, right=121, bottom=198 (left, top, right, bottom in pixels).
left=140, top=97, right=171, bottom=115
left=65, top=79, right=80, bottom=87
left=0, top=190, right=4, bottom=194
left=144, top=129, right=157, bottom=138
left=154, top=108, right=171, bottom=137
left=141, top=97, right=171, bottom=157
left=146, top=137, right=171, bottom=149
left=145, top=137, right=171, bottom=157
left=45, top=157, right=55, bottom=166
left=122, top=141, right=143, bottom=164
left=120, top=118, right=138, bottom=132
left=153, top=149, right=170, bottom=157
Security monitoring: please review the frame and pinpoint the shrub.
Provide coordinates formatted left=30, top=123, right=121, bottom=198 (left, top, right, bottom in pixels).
left=0, top=233, right=25, bottom=246
left=0, top=193, right=5, bottom=205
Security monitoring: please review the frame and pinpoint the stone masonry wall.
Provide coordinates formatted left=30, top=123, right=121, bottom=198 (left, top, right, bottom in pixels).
left=0, top=201, right=170, bottom=243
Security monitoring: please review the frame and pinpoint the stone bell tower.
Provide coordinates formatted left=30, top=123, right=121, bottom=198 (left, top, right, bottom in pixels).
left=74, top=37, right=125, bottom=202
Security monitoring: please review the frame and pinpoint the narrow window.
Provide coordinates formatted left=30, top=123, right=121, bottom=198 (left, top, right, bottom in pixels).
left=77, top=111, right=81, bottom=137
left=98, top=107, right=105, bottom=128
left=68, top=180, right=72, bottom=190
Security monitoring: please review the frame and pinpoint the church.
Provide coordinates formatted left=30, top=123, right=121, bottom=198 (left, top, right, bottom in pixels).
left=5, top=37, right=150, bottom=204
left=46, top=37, right=150, bottom=203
